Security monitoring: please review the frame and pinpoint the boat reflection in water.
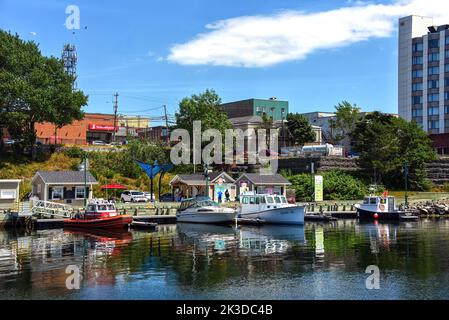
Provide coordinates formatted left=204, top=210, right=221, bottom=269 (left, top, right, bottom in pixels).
left=238, top=225, right=305, bottom=255
left=177, top=222, right=305, bottom=256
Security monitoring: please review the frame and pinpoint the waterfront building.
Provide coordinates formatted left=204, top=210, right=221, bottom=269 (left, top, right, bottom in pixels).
left=0, top=179, right=21, bottom=212
left=235, top=173, right=291, bottom=196
left=169, top=172, right=236, bottom=201
left=398, top=15, right=449, bottom=154
left=31, top=171, right=98, bottom=206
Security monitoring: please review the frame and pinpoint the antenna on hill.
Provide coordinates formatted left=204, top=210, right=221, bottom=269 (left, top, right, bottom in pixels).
left=62, top=44, right=78, bottom=90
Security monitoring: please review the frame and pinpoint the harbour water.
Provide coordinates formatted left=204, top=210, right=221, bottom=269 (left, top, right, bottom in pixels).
left=1, top=219, right=449, bottom=300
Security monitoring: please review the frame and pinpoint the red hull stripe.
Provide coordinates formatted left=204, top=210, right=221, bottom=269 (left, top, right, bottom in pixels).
left=64, top=215, right=133, bottom=229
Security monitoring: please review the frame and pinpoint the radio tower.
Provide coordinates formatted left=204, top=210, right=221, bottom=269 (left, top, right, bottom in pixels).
left=62, top=44, right=78, bottom=89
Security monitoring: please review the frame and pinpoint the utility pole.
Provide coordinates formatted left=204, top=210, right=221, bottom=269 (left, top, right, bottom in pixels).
left=163, top=105, right=170, bottom=146
left=112, top=92, right=118, bottom=144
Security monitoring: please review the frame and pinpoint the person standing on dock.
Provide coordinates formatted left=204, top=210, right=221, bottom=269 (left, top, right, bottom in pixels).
left=217, top=190, right=223, bottom=204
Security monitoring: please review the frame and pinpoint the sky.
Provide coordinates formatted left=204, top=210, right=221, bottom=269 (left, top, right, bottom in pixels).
left=1, top=0, right=449, bottom=125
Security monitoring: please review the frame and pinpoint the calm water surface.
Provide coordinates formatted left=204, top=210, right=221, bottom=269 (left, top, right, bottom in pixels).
left=1, top=219, right=449, bottom=300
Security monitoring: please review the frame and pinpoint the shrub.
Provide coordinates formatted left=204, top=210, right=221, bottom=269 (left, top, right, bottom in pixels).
left=286, top=170, right=367, bottom=201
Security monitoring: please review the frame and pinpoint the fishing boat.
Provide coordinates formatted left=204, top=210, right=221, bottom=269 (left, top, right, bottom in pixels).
left=176, top=196, right=237, bottom=224
left=355, top=194, right=412, bottom=221
left=64, top=199, right=132, bottom=229
left=236, top=192, right=305, bottom=225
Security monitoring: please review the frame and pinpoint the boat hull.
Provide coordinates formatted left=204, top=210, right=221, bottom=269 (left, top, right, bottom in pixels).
left=238, top=206, right=305, bottom=225
left=356, top=207, right=402, bottom=221
left=176, top=211, right=237, bottom=224
left=64, top=215, right=133, bottom=229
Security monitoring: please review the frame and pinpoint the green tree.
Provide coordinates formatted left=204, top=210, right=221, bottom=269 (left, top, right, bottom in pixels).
left=327, top=101, right=361, bottom=144
left=286, top=113, right=316, bottom=145
left=351, top=112, right=436, bottom=190
left=175, top=89, right=231, bottom=136
left=0, top=30, right=87, bottom=154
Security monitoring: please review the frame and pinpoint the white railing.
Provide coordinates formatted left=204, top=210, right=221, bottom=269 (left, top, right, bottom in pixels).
left=31, top=200, right=75, bottom=219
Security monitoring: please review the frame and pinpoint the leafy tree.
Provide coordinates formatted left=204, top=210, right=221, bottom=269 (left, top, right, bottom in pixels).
left=286, top=113, right=316, bottom=146
left=326, top=101, right=361, bottom=144
left=0, top=30, right=87, bottom=155
left=175, top=89, right=231, bottom=136
left=351, top=112, right=436, bottom=190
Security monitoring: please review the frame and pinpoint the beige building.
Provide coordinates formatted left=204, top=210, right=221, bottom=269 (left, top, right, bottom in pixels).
left=170, top=172, right=237, bottom=201
left=118, top=116, right=150, bottom=129
left=0, top=179, right=21, bottom=212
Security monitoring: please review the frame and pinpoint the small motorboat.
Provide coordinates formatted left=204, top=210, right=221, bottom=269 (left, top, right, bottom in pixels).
left=64, top=199, right=132, bottom=230
left=130, top=220, right=158, bottom=230
left=355, top=194, right=411, bottom=221
left=236, top=192, right=305, bottom=225
left=176, top=196, right=237, bottom=224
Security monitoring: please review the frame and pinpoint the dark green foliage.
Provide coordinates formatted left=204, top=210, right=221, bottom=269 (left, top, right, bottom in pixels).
left=286, top=113, right=316, bottom=145
left=0, top=30, right=87, bottom=154
left=286, top=170, right=367, bottom=201
left=351, top=112, right=436, bottom=190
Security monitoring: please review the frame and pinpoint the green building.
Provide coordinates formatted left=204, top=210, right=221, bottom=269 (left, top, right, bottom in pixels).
left=219, top=98, right=289, bottom=121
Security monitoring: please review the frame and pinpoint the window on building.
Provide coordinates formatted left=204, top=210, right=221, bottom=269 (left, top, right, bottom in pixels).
left=429, top=38, right=440, bottom=49
left=446, top=119, right=449, bottom=128
left=413, top=42, right=423, bottom=52
left=412, top=70, right=423, bottom=78
left=446, top=50, right=449, bottom=59
left=413, top=56, right=423, bottom=65
left=51, top=187, right=64, bottom=200
left=75, top=187, right=86, bottom=199
left=412, top=108, right=423, bottom=117
left=428, top=94, right=440, bottom=102
left=429, top=52, right=440, bottom=62
left=445, top=92, right=449, bottom=101
left=446, top=36, right=449, bottom=45
left=429, top=66, right=440, bottom=75
left=446, top=78, right=449, bottom=87
left=412, top=96, right=423, bottom=104
left=428, top=119, right=440, bottom=129
left=446, top=64, right=449, bottom=73
left=428, top=80, right=439, bottom=89
left=428, top=106, right=439, bottom=116
left=412, top=83, right=423, bottom=91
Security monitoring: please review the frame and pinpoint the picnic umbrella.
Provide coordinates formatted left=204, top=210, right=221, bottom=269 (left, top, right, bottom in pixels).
left=101, top=183, right=128, bottom=200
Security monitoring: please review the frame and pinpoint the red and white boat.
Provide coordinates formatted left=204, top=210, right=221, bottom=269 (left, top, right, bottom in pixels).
left=64, top=200, right=132, bottom=230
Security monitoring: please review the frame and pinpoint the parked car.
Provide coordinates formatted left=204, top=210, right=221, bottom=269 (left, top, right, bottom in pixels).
left=143, top=192, right=155, bottom=201
left=159, top=193, right=176, bottom=202
left=120, top=190, right=148, bottom=203
left=92, top=140, right=107, bottom=146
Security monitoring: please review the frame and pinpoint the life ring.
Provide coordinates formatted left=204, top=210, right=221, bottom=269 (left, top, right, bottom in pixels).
left=379, top=204, right=385, bottom=211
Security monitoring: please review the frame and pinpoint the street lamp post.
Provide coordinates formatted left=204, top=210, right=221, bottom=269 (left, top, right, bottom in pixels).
left=403, top=161, right=409, bottom=208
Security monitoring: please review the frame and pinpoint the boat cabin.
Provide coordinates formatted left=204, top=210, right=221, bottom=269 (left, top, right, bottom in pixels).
left=84, top=200, right=118, bottom=219
left=178, top=197, right=216, bottom=212
left=362, top=196, right=397, bottom=212
left=241, top=194, right=288, bottom=205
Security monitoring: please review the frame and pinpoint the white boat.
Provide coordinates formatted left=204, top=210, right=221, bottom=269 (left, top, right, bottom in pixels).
left=237, top=192, right=305, bottom=225
left=176, top=197, right=237, bottom=224
left=355, top=195, right=408, bottom=221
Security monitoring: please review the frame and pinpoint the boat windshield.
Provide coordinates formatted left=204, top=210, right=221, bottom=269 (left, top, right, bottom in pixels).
left=279, top=196, right=287, bottom=203
left=274, top=196, right=282, bottom=204
left=266, top=196, right=274, bottom=204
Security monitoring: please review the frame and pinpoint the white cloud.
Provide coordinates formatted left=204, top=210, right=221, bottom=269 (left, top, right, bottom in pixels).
left=167, top=0, right=449, bottom=67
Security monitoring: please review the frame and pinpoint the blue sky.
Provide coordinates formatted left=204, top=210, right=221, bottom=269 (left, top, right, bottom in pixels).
left=1, top=0, right=448, bottom=124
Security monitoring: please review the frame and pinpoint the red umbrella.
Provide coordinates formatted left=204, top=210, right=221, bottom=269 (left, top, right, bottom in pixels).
left=101, top=183, right=128, bottom=190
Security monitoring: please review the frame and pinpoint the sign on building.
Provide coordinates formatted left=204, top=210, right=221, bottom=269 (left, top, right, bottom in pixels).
left=314, top=175, right=323, bottom=202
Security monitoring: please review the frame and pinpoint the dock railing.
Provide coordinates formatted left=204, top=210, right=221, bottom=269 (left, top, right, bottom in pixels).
left=31, top=200, right=75, bottom=219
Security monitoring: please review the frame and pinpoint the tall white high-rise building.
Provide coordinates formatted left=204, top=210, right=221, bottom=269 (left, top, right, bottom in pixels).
left=398, top=15, right=449, bottom=154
